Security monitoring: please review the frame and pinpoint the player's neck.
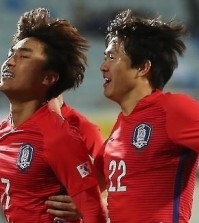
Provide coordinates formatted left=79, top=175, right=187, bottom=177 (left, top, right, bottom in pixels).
left=9, top=100, right=46, bottom=128
left=120, top=87, right=153, bottom=116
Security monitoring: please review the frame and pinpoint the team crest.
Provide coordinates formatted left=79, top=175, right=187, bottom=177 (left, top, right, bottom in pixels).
left=16, top=144, right=34, bottom=170
left=132, top=124, right=152, bottom=149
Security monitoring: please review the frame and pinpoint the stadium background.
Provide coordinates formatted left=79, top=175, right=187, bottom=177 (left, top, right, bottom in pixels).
left=0, top=0, right=198, bottom=222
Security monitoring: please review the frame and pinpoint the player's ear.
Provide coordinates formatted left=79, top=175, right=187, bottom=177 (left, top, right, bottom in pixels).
left=42, top=71, right=59, bottom=87
left=137, top=60, right=151, bottom=77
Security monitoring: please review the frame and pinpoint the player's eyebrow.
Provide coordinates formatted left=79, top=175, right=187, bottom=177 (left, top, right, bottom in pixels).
left=11, top=46, right=33, bottom=53
left=104, top=49, right=115, bottom=56
left=18, top=47, right=33, bottom=53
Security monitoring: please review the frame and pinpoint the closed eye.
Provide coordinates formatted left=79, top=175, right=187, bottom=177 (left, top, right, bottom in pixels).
left=104, top=53, right=115, bottom=61
left=20, top=55, right=30, bottom=59
left=109, top=54, right=115, bottom=59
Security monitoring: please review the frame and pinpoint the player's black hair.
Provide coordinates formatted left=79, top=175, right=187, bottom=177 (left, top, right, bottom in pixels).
left=105, top=9, right=188, bottom=89
left=13, top=8, right=88, bottom=100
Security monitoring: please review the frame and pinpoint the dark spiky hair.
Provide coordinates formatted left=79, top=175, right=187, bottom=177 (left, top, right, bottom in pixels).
left=106, top=9, right=188, bottom=89
left=13, top=8, right=89, bottom=100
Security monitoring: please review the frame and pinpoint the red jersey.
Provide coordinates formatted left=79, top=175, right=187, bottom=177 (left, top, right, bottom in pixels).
left=61, top=103, right=104, bottom=158
left=103, top=90, right=199, bottom=223
left=0, top=105, right=98, bottom=223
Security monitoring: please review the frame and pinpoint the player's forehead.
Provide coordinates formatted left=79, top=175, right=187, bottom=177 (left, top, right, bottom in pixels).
left=105, top=37, right=125, bottom=55
left=12, top=37, right=45, bottom=55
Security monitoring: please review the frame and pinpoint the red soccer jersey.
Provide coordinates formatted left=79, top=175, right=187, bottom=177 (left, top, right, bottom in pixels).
left=0, top=105, right=98, bottom=223
left=61, top=103, right=104, bottom=158
left=103, top=90, right=199, bottom=223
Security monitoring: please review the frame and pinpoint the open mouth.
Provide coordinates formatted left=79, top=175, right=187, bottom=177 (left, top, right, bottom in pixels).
left=1, top=71, right=15, bottom=79
left=104, top=77, right=111, bottom=84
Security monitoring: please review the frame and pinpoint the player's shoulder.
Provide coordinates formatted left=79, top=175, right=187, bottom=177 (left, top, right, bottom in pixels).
left=61, top=103, right=93, bottom=127
left=37, top=105, right=69, bottom=134
left=161, top=91, right=199, bottom=114
left=60, top=104, right=102, bottom=142
left=40, top=110, right=84, bottom=151
left=164, top=92, right=198, bottom=105
left=62, top=104, right=86, bottom=119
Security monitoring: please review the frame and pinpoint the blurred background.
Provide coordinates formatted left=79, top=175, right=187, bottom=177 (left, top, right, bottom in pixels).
left=0, top=0, right=198, bottom=222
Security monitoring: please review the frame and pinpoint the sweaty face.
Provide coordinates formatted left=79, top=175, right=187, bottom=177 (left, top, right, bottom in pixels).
left=100, top=37, right=139, bottom=104
left=0, top=37, right=49, bottom=100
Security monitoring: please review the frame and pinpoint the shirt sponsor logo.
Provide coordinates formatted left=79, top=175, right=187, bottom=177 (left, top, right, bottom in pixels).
left=132, top=123, right=152, bottom=149
left=77, top=161, right=92, bottom=178
left=16, top=144, right=34, bottom=170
